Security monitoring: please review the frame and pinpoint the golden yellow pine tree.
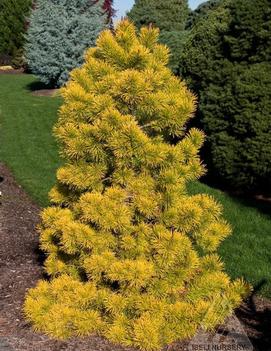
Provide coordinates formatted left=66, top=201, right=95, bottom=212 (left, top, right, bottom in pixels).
left=24, top=20, right=250, bottom=351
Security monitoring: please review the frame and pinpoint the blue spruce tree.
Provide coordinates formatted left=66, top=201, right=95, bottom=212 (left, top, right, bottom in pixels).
left=26, top=0, right=107, bottom=87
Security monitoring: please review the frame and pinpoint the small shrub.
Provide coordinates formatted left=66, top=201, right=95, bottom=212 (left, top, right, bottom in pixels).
left=24, top=20, right=249, bottom=351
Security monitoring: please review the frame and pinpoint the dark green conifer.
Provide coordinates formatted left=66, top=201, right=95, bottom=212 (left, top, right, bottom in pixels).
left=128, top=0, right=190, bottom=74
left=0, top=0, right=32, bottom=66
left=181, top=0, right=271, bottom=194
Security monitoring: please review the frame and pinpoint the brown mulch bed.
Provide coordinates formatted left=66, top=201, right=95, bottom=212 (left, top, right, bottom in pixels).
left=0, top=163, right=138, bottom=351
left=0, top=162, right=270, bottom=351
left=0, top=69, right=24, bottom=75
left=31, top=89, right=59, bottom=97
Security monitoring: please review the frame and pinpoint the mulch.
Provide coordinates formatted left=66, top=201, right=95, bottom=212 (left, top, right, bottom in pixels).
left=0, top=162, right=270, bottom=351
left=31, top=89, right=59, bottom=97
left=0, top=163, right=137, bottom=351
left=0, top=69, right=24, bottom=75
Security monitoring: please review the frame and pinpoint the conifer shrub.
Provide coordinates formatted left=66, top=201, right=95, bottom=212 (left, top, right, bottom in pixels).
left=25, top=0, right=107, bottom=87
left=0, top=0, right=32, bottom=66
left=127, top=0, right=190, bottom=74
left=24, top=20, right=250, bottom=350
left=181, top=0, right=271, bottom=194
left=185, top=0, right=220, bottom=30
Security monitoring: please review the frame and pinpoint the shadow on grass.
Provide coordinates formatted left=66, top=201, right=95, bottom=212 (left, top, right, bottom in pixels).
left=235, top=196, right=271, bottom=219
left=201, top=175, right=271, bottom=219
left=24, top=78, right=61, bottom=97
left=25, top=79, right=53, bottom=92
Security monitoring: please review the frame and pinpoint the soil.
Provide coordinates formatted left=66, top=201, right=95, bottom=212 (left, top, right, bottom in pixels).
left=0, top=69, right=24, bottom=75
left=31, top=89, right=59, bottom=97
left=0, top=162, right=270, bottom=351
left=0, top=163, right=138, bottom=351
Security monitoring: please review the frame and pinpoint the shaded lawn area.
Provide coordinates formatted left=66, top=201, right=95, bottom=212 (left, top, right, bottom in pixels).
left=0, top=73, right=270, bottom=298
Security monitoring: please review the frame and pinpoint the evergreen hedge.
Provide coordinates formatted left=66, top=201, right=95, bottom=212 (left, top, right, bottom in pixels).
left=181, top=0, right=271, bottom=194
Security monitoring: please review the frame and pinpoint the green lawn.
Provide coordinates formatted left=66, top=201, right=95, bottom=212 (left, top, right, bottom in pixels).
left=0, top=74, right=270, bottom=298
left=0, top=74, right=62, bottom=204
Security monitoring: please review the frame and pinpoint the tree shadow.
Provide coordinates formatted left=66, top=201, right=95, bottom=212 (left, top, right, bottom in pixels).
left=201, top=175, right=271, bottom=219
left=236, top=280, right=271, bottom=351
left=24, top=79, right=60, bottom=97
left=235, top=196, right=271, bottom=219
left=33, top=245, right=46, bottom=266
left=25, top=79, right=52, bottom=92
left=33, top=245, right=50, bottom=280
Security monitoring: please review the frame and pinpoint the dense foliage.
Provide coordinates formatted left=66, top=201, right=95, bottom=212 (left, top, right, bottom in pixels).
left=128, top=0, right=190, bottom=74
left=0, top=0, right=32, bottom=66
left=25, top=0, right=107, bottom=87
left=24, top=20, right=249, bottom=350
left=181, top=0, right=271, bottom=194
left=186, top=0, right=220, bottom=29
left=127, top=0, right=189, bottom=31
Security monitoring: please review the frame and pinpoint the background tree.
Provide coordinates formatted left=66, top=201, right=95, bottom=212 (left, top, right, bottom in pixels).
left=25, top=0, right=107, bottom=87
left=0, top=0, right=32, bottom=67
left=181, top=0, right=271, bottom=194
left=127, top=0, right=189, bottom=31
left=185, top=0, right=220, bottom=29
left=94, top=0, right=116, bottom=27
left=24, top=20, right=249, bottom=351
left=128, top=0, right=190, bottom=74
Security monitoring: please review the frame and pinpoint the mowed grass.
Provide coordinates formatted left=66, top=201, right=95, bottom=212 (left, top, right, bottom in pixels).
left=189, top=182, right=271, bottom=299
left=0, top=74, right=270, bottom=298
left=0, top=74, right=62, bottom=205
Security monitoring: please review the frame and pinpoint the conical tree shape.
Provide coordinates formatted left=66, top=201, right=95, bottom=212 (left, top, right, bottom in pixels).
left=25, top=0, right=107, bottom=87
left=24, top=20, right=250, bottom=351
